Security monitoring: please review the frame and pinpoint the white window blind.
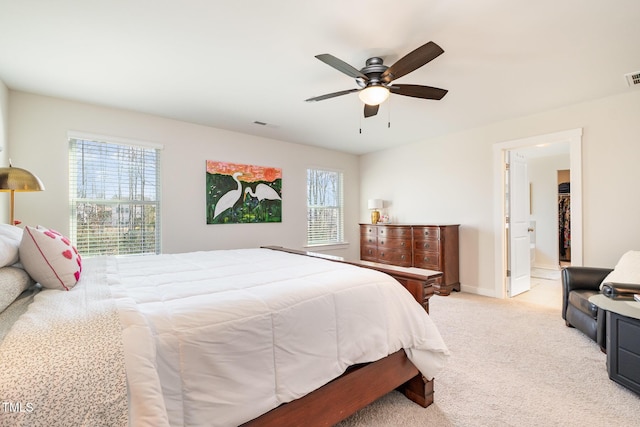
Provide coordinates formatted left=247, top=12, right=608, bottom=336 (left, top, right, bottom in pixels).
left=307, top=168, right=344, bottom=245
left=69, top=137, right=161, bottom=257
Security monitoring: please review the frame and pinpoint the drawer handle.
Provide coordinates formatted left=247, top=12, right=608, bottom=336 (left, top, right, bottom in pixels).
left=401, top=255, right=405, bottom=260
left=424, top=231, right=430, bottom=236
left=380, top=252, right=385, bottom=257
left=380, top=240, right=385, bottom=245
left=423, top=243, right=430, bottom=249
left=368, top=238, right=374, bottom=243
left=401, top=241, right=405, bottom=246
left=423, top=257, right=430, bottom=262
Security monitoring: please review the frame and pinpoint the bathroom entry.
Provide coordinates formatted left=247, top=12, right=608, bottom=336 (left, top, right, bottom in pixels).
left=494, top=128, right=583, bottom=299
left=558, top=170, right=571, bottom=263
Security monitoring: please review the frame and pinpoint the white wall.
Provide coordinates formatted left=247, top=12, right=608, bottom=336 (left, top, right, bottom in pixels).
left=7, top=91, right=360, bottom=259
left=9, top=88, right=640, bottom=296
left=0, top=79, right=8, bottom=223
left=527, top=153, right=570, bottom=270
left=360, top=90, right=640, bottom=296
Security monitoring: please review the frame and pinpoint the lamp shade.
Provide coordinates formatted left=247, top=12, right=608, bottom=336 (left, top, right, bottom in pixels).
left=0, top=164, right=45, bottom=225
left=0, top=166, right=45, bottom=192
left=358, top=86, right=390, bottom=106
left=367, top=199, right=383, bottom=210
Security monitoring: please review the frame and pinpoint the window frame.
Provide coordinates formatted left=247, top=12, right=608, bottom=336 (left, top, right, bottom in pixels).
left=306, top=167, right=345, bottom=247
left=68, top=132, right=162, bottom=257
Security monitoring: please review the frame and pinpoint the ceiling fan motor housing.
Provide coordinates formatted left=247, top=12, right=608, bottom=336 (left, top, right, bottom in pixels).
left=356, top=57, right=388, bottom=88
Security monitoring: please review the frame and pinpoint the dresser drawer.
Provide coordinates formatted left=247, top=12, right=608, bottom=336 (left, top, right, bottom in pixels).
left=414, top=251, right=441, bottom=270
left=378, top=226, right=412, bottom=239
left=360, top=234, right=377, bottom=246
left=360, top=225, right=377, bottom=236
left=413, top=226, right=440, bottom=240
left=413, top=239, right=440, bottom=252
left=377, top=249, right=412, bottom=266
left=378, top=237, right=410, bottom=250
left=360, top=245, right=378, bottom=261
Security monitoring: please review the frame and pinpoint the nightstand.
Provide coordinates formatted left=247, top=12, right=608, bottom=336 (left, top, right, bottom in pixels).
left=589, top=294, right=640, bottom=396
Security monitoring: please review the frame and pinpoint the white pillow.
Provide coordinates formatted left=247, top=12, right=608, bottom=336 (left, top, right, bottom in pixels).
left=19, top=226, right=82, bottom=291
left=0, top=224, right=23, bottom=267
left=0, top=266, right=34, bottom=312
left=600, top=250, right=640, bottom=289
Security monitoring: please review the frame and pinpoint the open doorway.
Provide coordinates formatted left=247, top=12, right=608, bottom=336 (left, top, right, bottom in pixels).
left=507, top=148, right=571, bottom=308
left=522, top=155, right=573, bottom=274
left=493, top=129, right=583, bottom=299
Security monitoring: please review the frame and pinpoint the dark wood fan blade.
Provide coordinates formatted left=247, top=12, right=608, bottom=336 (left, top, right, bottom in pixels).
left=364, top=104, right=379, bottom=118
left=389, top=84, right=448, bottom=100
left=315, top=54, right=369, bottom=80
left=381, top=42, right=444, bottom=83
left=305, top=88, right=359, bottom=102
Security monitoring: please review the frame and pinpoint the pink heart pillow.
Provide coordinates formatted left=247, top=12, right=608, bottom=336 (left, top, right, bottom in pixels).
left=19, top=226, right=82, bottom=291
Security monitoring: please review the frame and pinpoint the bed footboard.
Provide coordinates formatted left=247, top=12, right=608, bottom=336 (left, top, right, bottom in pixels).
left=241, top=350, right=431, bottom=427
left=262, top=246, right=442, bottom=313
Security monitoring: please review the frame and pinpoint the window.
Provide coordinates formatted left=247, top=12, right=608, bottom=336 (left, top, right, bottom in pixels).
left=307, top=168, right=344, bottom=246
left=69, top=135, right=161, bottom=257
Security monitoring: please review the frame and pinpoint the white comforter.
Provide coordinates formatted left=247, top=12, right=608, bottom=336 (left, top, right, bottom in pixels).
left=109, top=248, right=449, bottom=427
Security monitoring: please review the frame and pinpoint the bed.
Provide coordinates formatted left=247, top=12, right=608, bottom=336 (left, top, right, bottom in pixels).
left=0, top=242, right=449, bottom=426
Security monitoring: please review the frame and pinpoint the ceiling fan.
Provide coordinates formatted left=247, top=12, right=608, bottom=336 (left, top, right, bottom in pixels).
left=305, top=41, right=448, bottom=118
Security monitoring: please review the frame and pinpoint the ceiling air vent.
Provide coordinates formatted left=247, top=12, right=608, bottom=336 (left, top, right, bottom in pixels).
left=624, top=71, right=640, bottom=87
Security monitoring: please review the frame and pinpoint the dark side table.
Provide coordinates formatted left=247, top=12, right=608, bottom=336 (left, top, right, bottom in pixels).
left=590, top=294, right=640, bottom=396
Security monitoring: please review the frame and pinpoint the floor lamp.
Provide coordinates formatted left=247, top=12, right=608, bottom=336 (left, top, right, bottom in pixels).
left=0, top=163, right=45, bottom=225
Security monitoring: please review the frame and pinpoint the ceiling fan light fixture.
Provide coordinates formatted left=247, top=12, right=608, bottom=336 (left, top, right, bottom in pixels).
left=307, top=41, right=446, bottom=117
left=358, top=85, right=390, bottom=106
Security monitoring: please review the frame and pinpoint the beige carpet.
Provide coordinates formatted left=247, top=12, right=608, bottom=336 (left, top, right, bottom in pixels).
left=338, top=292, right=639, bottom=427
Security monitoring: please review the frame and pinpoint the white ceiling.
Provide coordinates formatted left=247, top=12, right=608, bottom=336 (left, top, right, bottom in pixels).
left=1, top=0, right=639, bottom=155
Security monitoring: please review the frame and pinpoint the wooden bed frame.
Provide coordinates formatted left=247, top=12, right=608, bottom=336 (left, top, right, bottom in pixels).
left=240, top=247, right=443, bottom=426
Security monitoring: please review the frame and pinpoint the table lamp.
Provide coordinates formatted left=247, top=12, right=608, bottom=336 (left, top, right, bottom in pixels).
left=367, top=199, right=383, bottom=224
left=0, top=162, right=45, bottom=225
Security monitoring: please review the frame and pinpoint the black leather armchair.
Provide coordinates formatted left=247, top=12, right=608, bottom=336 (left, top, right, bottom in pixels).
left=562, top=266, right=613, bottom=350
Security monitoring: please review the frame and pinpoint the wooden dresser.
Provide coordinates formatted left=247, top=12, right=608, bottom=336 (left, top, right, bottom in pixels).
left=360, top=223, right=460, bottom=295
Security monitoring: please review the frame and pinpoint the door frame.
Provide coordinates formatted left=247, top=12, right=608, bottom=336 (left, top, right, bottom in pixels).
left=493, top=128, right=583, bottom=299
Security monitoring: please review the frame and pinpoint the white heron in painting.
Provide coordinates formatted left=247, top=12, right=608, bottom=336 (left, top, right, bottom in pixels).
left=244, top=184, right=281, bottom=202
left=213, top=172, right=243, bottom=219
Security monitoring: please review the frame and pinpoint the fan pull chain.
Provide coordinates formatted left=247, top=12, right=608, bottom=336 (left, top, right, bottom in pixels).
left=387, top=97, right=391, bottom=128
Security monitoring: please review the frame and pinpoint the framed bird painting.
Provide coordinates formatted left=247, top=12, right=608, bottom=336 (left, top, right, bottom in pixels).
left=206, top=160, right=282, bottom=224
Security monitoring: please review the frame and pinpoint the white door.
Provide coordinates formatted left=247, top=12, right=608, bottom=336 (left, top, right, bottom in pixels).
left=507, top=151, right=531, bottom=296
